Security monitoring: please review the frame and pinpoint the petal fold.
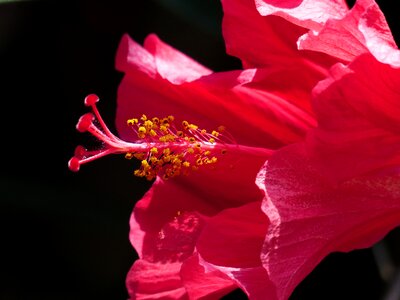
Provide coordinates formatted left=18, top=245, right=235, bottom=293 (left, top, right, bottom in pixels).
left=259, top=143, right=400, bottom=300
left=309, top=54, right=400, bottom=181
left=115, top=34, right=320, bottom=150
left=220, top=0, right=338, bottom=72
left=255, top=0, right=348, bottom=31
left=298, top=0, right=400, bottom=64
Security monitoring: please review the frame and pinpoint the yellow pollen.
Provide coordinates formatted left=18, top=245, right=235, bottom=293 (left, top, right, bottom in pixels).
left=144, top=120, right=153, bottom=129
left=188, top=124, right=198, bottom=130
left=124, top=114, right=232, bottom=181
left=127, top=118, right=138, bottom=126
left=182, top=120, right=189, bottom=129
left=125, top=153, right=134, bottom=159
left=138, top=126, right=146, bottom=134
left=134, top=153, right=146, bottom=160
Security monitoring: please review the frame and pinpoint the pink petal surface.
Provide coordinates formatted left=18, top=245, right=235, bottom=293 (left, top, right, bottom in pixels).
left=126, top=259, right=187, bottom=299
left=128, top=145, right=269, bottom=299
left=129, top=143, right=270, bottom=258
left=309, top=54, right=400, bottom=182
left=115, top=34, right=318, bottom=149
left=200, top=261, right=274, bottom=300
left=197, top=201, right=268, bottom=268
left=143, top=34, right=212, bottom=84
left=127, top=179, right=236, bottom=299
left=259, top=143, right=400, bottom=300
left=180, top=254, right=237, bottom=299
left=220, top=0, right=338, bottom=73
left=299, top=0, right=400, bottom=64
left=255, top=0, right=348, bottom=31
left=197, top=202, right=276, bottom=299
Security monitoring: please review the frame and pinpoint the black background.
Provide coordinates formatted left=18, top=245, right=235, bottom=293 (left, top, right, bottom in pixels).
left=0, top=0, right=399, bottom=299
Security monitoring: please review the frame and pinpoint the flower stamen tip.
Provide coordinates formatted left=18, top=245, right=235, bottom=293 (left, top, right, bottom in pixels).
left=68, top=157, right=80, bottom=172
left=84, top=94, right=100, bottom=106
left=76, top=113, right=94, bottom=132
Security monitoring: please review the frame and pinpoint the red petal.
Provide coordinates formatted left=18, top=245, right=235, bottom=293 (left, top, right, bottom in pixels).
left=143, top=34, right=212, bottom=84
left=180, top=254, right=237, bottom=299
left=255, top=0, right=348, bottom=31
left=116, top=33, right=211, bottom=83
left=259, top=143, right=400, bottom=300
left=115, top=34, right=318, bottom=149
left=128, top=149, right=267, bottom=298
left=126, top=259, right=187, bottom=299
left=197, top=202, right=277, bottom=298
left=197, top=202, right=268, bottom=268
left=220, top=0, right=338, bottom=71
left=200, top=261, right=276, bottom=300
left=309, top=54, right=400, bottom=181
left=299, top=0, right=400, bottom=64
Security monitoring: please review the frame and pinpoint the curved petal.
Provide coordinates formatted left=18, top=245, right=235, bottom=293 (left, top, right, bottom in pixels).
left=197, top=202, right=268, bottom=268
left=259, top=143, right=400, bottom=300
left=220, top=0, right=338, bottom=72
left=128, top=146, right=268, bottom=299
left=180, top=254, right=237, bottom=299
left=309, top=54, right=400, bottom=182
left=298, top=0, right=400, bottom=64
left=116, top=33, right=211, bottom=84
left=255, top=0, right=348, bottom=31
left=126, top=259, right=187, bottom=299
left=115, top=34, right=317, bottom=149
left=200, top=260, right=275, bottom=300
left=197, top=202, right=276, bottom=299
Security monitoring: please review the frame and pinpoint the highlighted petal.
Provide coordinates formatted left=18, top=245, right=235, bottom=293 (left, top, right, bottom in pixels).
left=197, top=202, right=277, bottom=298
left=116, top=33, right=211, bottom=84
left=126, top=260, right=187, bottom=299
left=259, top=143, right=400, bottom=300
left=298, top=0, right=400, bottom=64
left=115, top=34, right=320, bottom=150
left=220, top=0, right=338, bottom=71
left=128, top=146, right=269, bottom=298
left=180, top=255, right=237, bottom=299
left=255, top=0, right=348, bottom=31
left=309, top=54, right=400, bottom=181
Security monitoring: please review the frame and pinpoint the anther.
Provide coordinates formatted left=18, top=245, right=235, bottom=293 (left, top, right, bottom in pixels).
left=69, top=94, right=251, bottom=179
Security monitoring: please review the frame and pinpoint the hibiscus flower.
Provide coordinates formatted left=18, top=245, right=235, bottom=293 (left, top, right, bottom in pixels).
left=68, top=0, right=400, bottom=299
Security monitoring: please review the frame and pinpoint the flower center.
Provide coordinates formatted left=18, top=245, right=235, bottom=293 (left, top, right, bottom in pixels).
left=68, top=94, right=236, bottom=180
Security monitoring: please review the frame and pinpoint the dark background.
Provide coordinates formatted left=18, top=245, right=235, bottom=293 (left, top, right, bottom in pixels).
left=0, top=0, right=399, bottom=299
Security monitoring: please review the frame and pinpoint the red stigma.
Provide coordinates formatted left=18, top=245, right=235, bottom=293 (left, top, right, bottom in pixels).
left=84, top=94, right=99, bottom=106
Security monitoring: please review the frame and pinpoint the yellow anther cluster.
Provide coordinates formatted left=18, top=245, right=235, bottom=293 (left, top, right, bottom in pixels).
left=125, top=115, right=228, bottom=180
